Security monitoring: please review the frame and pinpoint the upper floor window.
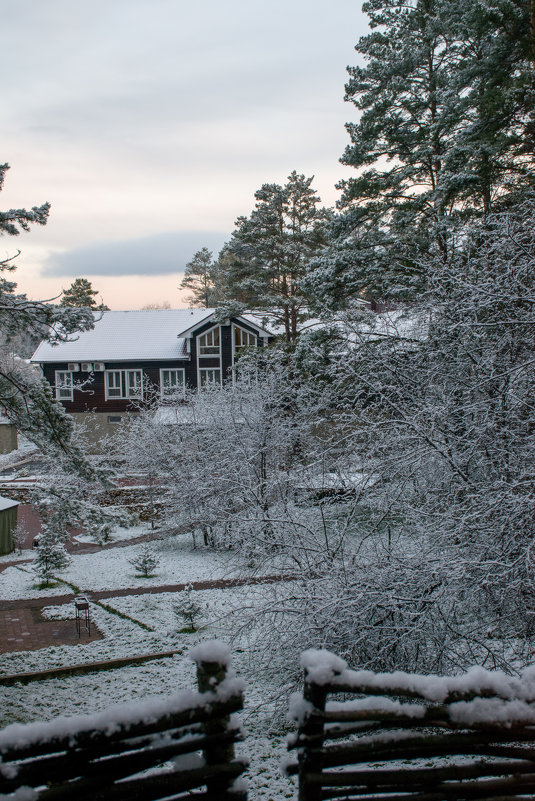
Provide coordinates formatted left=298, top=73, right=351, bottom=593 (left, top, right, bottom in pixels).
left=233, top=325, right=257, bottom=352
left=198, top=326, right=220, bottom=356
left=55, top=371, right=73, bottom=401
left=105, top=370, right=143, bottom=400
left=160, top=368, right=185, bottom=399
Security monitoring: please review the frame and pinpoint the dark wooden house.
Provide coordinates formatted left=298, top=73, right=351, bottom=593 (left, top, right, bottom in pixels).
left=31, top=309, right=273, bottom=437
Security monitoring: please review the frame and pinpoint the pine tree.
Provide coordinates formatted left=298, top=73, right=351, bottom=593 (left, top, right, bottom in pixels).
left=0, top=163, right=49, bottom=235
left=180, top=248, right=220, bottom=308
left=0, top=163, right=96, bottom=471
left=33, top=526, right=70, bottom=585
left=221, top=172, right=331, bottom=341
left=60, top=277, right=108, bottom=309
left=129, top=544, right=160, bottom=577
left=304, top=0, right=535, bottom=307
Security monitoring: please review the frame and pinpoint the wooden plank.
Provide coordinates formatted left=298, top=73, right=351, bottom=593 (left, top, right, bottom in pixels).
left=0, top=650, right=182, bottom=685
left=0, top=696, right=243, bottom=762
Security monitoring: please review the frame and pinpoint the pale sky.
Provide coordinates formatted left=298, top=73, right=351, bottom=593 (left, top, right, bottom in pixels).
left=2, top=1, right=367, bottom=309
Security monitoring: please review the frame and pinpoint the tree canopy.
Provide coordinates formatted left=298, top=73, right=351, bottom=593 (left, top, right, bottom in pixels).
left=0, top=164, right=96, bottom=471
left=219, top=172, right=332, bottom=340
left=304, top=0, right=535, bottom=307
left=60, top=277, right=108, bottom=310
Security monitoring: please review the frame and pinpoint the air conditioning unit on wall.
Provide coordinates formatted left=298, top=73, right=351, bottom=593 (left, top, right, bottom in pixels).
left=81, top=362, right=93, bottom=372
left=67, top=363, right=80, bottom=372
left=92, top=362, right=105, bottom=372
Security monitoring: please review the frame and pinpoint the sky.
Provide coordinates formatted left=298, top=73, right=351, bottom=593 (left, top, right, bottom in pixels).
left=2, top=1, right=368, bottom=310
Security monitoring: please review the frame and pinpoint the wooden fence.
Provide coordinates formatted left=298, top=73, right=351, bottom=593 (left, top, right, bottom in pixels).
left=287, top=649, right=535, bottom=801
left=0, top=642, right=247, bottom=801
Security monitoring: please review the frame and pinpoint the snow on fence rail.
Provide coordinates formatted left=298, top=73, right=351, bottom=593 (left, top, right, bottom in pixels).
left=0, top=640, right=247, bottom=801
left=287, top=649, right=535, bottom=801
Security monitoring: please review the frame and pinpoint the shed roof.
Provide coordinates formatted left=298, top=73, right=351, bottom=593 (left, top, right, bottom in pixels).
left=0, top=496, right=19, bottom=511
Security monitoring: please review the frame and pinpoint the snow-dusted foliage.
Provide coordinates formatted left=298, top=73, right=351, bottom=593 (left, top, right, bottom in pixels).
left=0, top=163, right=95, bottom=471
left=128, top=544, right=160, bottom=578
left=278, top=199, right=535, bottom=674
left=33, top=526, right=70, bottom=584
left=220, top=171, right=332, bottom=341
left=114, top=348, right=332, bottom=559
left=304, top=0, right=535, bottom=307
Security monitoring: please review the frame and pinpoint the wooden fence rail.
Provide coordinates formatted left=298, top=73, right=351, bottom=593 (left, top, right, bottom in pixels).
left=287, top=649, right=535, bottom=801
left=0, top=640, right=247, bottom=801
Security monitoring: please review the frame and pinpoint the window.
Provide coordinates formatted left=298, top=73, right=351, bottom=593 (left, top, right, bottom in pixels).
left=55, top=371, right=73, bottom=401
left=198, top=327, right=220, bottom=356
left=126, top=370, right=143, bottom=398
left=105, top=371, right=122, bottom=398
left=105, top=370, right=143, bottom=400
left=107, top=416, right=123, bottom=424
left=233, top=326, right=256, bottom=351
left=199, top=368, right=221, bottom=387
left=160, top=368, right=185, bottom=399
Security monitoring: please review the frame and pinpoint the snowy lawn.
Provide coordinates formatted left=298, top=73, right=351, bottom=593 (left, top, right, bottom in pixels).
left=0, top=579, right=298, bottom=800
left=0, top=533, right=239, bottom=599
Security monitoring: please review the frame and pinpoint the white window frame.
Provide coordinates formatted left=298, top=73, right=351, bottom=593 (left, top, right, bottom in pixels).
left=232, top=324, right=257, bottom=361
left=199, top=368, right=221, bottom=388
left=160, top=368, right=186, bottom=400
left=197, top=325, right=221, bottom=357
left=105, top=369, right=143, bottom=400
left=105, top=370, right=123, bottom=399
left=55, top=370, right=73, bottom=401
left=125, top=369, right=143, bottom=399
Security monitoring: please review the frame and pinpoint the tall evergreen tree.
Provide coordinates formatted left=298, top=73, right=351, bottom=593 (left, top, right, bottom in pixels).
left=304, top=0, right=535, bottom=307
left=179, top=248, right=220, bottom=308
left=221, top=172, right=331, bottom=341
left=0, top=163, right=96, bottom=471
left=60, top=277, right=108, bottom=309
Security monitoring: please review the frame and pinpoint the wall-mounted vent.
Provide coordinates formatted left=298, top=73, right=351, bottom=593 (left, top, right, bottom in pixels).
left=81, top=362, right=93, bottom=372
left=67, top=363, right=80, bottom=372
left=92, top=362, right=105, bottom=372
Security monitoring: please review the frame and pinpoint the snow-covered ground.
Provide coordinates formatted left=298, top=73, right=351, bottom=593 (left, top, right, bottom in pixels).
left=0, top=526, right=297, bottom=799
left=0, top=528, right=239, bottom=600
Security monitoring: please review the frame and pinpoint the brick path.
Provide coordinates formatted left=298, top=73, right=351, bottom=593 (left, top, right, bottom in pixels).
left=1, top=604, right=102, bottom=654
left=0, top=574, right=291, bottom=656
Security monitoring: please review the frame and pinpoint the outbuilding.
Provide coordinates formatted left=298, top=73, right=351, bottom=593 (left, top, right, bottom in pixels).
left=0, top=496, right=19, bottom=555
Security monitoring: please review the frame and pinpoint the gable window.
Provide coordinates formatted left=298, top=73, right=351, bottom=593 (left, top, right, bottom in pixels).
left=105, top=370, right=143, bottom=400
left=55, top=371, right=73, bottom=401
left=199, top=368, right=221, bottom=387
left=160, top=368, right=185, bottom=399
left=198, top=327, right=220, bottom=356
left=233, top=325, right=257, bottom=351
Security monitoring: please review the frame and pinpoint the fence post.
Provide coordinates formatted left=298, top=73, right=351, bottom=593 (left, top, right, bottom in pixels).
left=298, top=670, right=327, bottom=801
left=195, top=648, right=243, bottom=800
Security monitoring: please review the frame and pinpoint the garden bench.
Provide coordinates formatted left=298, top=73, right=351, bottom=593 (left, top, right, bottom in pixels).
left=0, top=641, right=246, bottom=800
left=288, top=649, right=535, bottom=801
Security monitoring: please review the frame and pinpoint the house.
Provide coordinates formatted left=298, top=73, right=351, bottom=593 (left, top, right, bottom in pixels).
left=31, top=309, right=273, bottom=437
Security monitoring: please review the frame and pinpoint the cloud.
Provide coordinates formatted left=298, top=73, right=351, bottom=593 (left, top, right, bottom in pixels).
left=43, top=230, right=228, bottom=277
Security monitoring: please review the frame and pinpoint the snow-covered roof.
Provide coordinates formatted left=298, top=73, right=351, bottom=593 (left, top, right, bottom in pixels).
left=0, top=495, right=19, bottom=511
left=31, top=309, right=275, bottom=364
left=31, top=309, right=215, bottom=363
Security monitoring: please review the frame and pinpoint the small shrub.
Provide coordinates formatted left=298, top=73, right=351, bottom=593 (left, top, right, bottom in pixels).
left=129, top=544, right=160, bottom=577
left=33, top=537, right=70, bottom=584
left=174, top=583, right=204, bottom=632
